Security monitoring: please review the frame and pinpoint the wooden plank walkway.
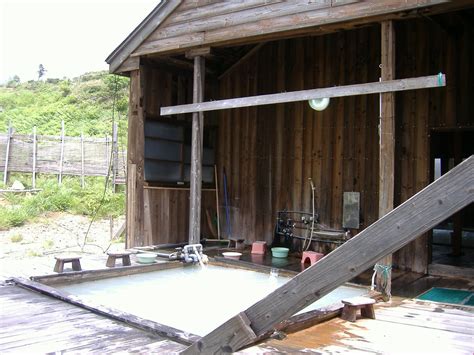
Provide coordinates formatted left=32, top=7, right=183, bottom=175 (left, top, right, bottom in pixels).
left=0, top=285, right=185, bottom=354
left=245, top=299, right=474, bottom=354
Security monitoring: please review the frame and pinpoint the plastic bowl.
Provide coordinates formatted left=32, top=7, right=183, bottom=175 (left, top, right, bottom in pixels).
left=271, top=247, right=289, bottom=258
left=222, top=252, right=242, bottom=260
left=136, top=253, right=157, bottom=264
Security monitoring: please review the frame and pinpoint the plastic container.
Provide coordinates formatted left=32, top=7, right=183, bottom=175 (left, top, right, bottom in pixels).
left=271, top=247, right=289, bottom=258
left=222, top=252, right=242, bottom=260
left=136, top=253, right=157, bottom=264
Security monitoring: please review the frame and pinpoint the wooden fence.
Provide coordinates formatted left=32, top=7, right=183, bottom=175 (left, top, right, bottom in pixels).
left=0, top=123, right=126, bottom=189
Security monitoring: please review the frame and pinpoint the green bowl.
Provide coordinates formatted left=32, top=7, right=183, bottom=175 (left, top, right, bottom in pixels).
left=136, top=253, right=157, bottom=264
left=271, top=247, right=289, bottom=258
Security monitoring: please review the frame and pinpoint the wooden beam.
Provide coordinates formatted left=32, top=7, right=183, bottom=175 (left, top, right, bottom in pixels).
left=182, top=156, right=474, bottom=354
left=126, top=68, right=146, bottom=248
left=376, top=20, right=395, bottom=299
left=185, top=47, right=211, bottom=59
left=188, top=56, right=205, bottom=245
left=161, top=74, right=446, bottom=115
left=218, top=43, right=266, bottom=80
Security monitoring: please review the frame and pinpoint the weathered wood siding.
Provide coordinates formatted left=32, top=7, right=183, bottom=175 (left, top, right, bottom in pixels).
left=217, top=26, right=381, bottom=243
left=140, top=65, right=217, bottom=245
left=393, top=13, right=474, bottom=272
left=132, top=0, right=449, bottom=57
left=136, top=11, right=473, bottom=273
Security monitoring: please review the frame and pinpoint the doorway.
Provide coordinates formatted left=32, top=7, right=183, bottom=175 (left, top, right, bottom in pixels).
left=429, top=130, right=474, bottom=268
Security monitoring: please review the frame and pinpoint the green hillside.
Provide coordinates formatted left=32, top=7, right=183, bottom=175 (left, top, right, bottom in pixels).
left=0, top=72, right=130, bottom=230
left=0, top=71, right=129, bottom=140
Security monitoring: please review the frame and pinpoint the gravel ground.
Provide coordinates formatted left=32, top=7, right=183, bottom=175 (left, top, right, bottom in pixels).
left=0, top=213, right=126, bottom=279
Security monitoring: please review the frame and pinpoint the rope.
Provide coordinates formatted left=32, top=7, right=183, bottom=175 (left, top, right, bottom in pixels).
left=80, top=74, right=120, bottom=253
left=371, top=263, right=392, bottom=297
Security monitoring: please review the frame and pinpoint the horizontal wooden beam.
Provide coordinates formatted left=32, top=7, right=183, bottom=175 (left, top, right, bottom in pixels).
left=161, top=74, right=445, bottom=115
left=182, top=155, right=474, bottom=354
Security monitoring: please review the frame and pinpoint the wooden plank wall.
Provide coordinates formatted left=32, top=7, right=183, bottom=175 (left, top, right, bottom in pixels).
left=137, top=11, right=473, bottom=272
left=216, top=11, right=473, bottom=272
left=393, top=12, right=474, bottom=272
left=141, top=65, right=217, bottom=245
left=132, top=0, right=448, bottom=57
left=217, top=26, right=381, bottom=244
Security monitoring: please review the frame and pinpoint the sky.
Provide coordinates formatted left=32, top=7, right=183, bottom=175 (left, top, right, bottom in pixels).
left=0, top=0, right=159, bottom=83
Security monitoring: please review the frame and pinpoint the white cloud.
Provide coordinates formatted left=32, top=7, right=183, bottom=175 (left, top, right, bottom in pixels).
left=0, top=0, right=158, bottom=83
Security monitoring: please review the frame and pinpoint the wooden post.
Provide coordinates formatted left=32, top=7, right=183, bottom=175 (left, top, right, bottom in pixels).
left=3, top=125, right=12, bottom=186
left=112, top=122, right=119, bottom=193
left=80, top=132, right=85, bottom=189
left=105, top=134, right=109, bottom=184
left=126, top=68, right=145, bottom=248
left=32, top=126, right=37, bottom=189
left=214, top=165, right=221, bottom=240
left=188, top=55, right=205, bottom=245
left=58, top=120, right=65, bottom=184
left=377, top=20, right=395, bottom=299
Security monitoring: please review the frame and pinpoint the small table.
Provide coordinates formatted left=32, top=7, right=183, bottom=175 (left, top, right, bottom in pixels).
left=341, top=296, right=376, bottom=322
left=54, top=255, right=82, bottom=273
left=106, top=251, right=132, bottom=267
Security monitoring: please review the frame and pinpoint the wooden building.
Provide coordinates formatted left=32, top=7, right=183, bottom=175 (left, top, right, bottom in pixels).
left=106, top=0, right=474, bottom=276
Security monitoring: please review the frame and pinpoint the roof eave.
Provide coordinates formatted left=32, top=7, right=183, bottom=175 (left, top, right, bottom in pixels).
left=106, top=0, right=182, bottom=73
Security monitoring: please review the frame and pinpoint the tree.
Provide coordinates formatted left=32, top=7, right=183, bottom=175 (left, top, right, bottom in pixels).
left=6, top=75, right=20, bottom=88
left=38, top=64, right=47, bottom=80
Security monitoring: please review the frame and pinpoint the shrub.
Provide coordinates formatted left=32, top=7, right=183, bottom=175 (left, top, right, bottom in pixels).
left=10, top=233, right=23, bottom=243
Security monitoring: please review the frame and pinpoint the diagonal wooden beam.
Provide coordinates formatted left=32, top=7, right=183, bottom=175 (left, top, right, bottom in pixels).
left=182, top=156, right=474, bottom=354
left=161, top=74, right=445, bottom=115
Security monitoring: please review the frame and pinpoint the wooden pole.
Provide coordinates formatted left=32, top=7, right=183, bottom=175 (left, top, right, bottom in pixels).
left=188, top=55, right=205, bottom=245
left=112, top=122, right=118, bottom=193
left=105, top=134, right=109, bottom=184
left=80, top=132, right=85, bottom=189
left=126, top=68, right=146, bottom=248
left=161, top=74, right=445, bottom=116
left=376, top=20, right=395, bottom=299
left=183, top=156, right=474, bottom=354
left=32, top=126, right=37, bottom=189
left=3, top=125, right=12, bottom=186
left=214, top=165, right=221, bottom=240
left=58, top=120, right=65, bottom=184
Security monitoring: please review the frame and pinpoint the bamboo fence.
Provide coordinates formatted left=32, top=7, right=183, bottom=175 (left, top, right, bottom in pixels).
left=0, top=122, right=126, bottom=189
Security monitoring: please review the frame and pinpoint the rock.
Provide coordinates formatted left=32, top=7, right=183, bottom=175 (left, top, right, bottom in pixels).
left=11, top=180, right=25, bottom=190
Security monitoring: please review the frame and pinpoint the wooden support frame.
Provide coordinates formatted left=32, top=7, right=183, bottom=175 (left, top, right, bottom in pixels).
left=183, top=156, right=474, bottom=354
left=376, top=20, right=396, bottom=298
left=161, top=74, right=446, bottom=116
left=188, top=55, right=206, bottom=245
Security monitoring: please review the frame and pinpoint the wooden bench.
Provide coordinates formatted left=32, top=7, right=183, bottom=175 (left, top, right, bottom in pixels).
left=54, top=255, right=82, bottom=273
left=106, top=251, right=132, bottom=267
left=341, top=296, right=376, bottom=322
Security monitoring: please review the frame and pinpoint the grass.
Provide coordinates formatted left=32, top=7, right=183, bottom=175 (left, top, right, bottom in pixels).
left=0, top=174, right=125, bottom=230
left=10, top=233, right=23, bottom=243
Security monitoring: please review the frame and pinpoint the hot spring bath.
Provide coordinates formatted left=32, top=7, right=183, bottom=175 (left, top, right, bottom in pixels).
left=54, top=264, right=366, bottom=336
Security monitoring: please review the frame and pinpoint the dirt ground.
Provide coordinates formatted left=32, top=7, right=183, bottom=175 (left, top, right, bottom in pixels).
left=0, top=213, right=125, bottom=280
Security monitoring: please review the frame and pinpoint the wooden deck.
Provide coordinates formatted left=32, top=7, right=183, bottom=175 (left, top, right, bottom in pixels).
left=247, top=298, right=474, bottom=354
left=0, top=285, right=185, bottom=354
left=1, top=283, right=472, bottom=354
left=1, top=254, right=473, bottom=354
